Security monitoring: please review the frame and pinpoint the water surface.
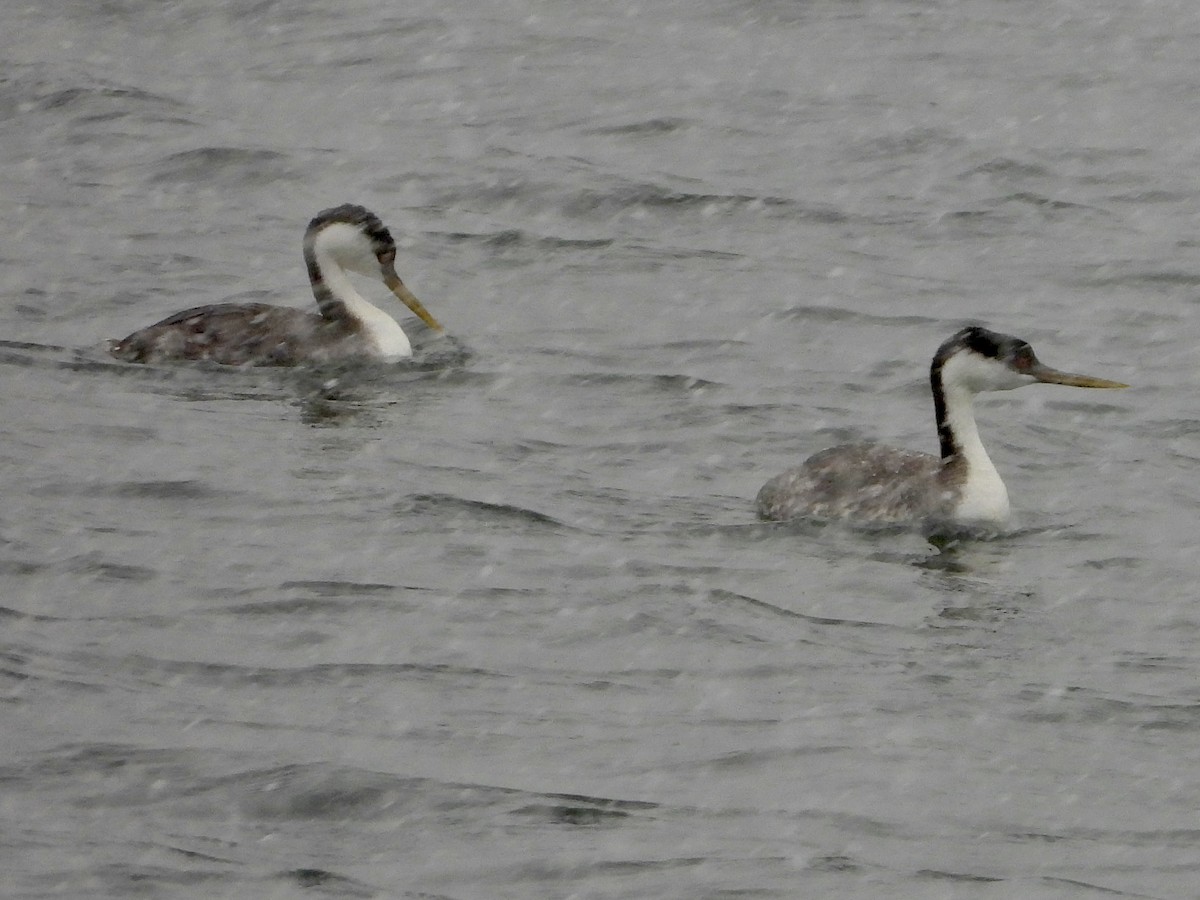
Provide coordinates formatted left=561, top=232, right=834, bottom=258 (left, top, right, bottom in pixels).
left=2, top=1, right=1197, bottom=897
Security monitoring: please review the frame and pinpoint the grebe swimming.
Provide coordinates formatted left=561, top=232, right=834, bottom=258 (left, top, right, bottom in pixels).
left=109, top=204, right=443, bottom=365
left=755, top=326, right=1127, bottom=529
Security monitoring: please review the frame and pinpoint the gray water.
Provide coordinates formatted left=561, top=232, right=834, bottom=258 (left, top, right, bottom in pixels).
left=2, top=0, right=1198, bottom=897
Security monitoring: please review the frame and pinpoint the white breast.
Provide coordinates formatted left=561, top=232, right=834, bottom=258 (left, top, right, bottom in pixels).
left=356, top=304, right=413, bottom=360
left=951, top=464, right=1010, bottom=525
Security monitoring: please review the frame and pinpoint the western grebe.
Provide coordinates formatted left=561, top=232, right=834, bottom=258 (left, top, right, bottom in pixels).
left=108, top=204, right=443, bottom=365
left=755, top=326, right=1127, bottom=529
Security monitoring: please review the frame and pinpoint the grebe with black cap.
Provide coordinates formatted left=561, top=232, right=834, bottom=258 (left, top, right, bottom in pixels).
left=109, top=204, right=443, bottom=366
left=755, top=326, right=1127, bottom=529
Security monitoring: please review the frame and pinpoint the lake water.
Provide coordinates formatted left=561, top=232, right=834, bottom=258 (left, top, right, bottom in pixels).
left=3, top=0, right=1199, bottom=897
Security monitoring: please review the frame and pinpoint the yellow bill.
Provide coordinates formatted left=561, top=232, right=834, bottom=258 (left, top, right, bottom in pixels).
left=1031, top=364, right=1128, bottom=389
left=384, top=270, right=443, bottom=332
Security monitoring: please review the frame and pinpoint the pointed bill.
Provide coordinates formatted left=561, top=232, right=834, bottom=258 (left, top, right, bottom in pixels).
left=384, top=270, right=443, bottom=332
left=1030, top=363, right=1128, bottom=389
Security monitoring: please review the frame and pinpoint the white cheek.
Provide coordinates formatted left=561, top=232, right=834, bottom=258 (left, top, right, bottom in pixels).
left=315, top=224, right=380, bottom=275
left=992, top=370, right=1037, bottom=392
left=943, top=352, right=1032, bottom=393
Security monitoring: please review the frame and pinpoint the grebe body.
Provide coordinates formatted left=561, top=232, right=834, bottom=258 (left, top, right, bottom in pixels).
left=755, top=326, right=1127, bottom=529
left=109, top=205, right=442, bottom=366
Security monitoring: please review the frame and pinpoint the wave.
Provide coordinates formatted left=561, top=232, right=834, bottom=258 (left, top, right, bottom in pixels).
left=395, top=493, right=579, bottom=531
left=105, top=655, right=504, bottom=689
left=771, top=305, right=940, bottom=327
left=0, top=64, right=191, bottom=124
left=9, top=744, right=658, bottom=826
left=0, top=339, right=476, bottom=414
left=581, top=116, right=695, bottom=136
left=560, top=181, right=847, bottom=223
left=436, top=228, right=613, bottom=252
left=425, top=172, right=849, bottom=225
left=147, top=147, right=300, bottom=187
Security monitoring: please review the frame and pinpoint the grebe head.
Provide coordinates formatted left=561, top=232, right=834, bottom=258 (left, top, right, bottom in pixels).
left=934, top=326, right=1128, bottom=395
left=304, top=204, right=443, bottom=332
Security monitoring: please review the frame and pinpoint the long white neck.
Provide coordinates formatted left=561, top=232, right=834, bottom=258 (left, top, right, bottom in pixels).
left=940, top=383, right=1010, bottom=524
left=314, top=249, right=412, bottom=360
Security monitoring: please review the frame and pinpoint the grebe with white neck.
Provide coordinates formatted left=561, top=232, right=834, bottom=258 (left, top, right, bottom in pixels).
left=755, top=326, right=1127, bottom=530
left=109, top=205, right=443, bottom=366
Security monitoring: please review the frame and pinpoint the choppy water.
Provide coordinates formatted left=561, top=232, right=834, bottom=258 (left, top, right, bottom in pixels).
left=3, top=0, right=1200, bottom=897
